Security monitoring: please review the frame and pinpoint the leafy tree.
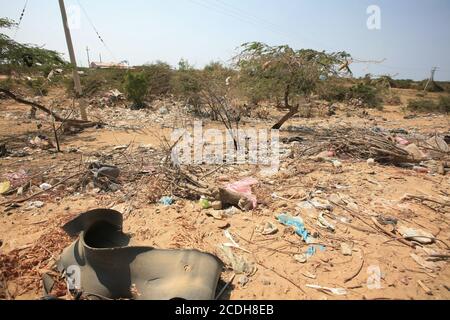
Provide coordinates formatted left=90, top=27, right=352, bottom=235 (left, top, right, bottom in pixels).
left=0, top=17, right=66, bottom=72
left=123, top=71, right=149, bottom=109
left=235, top=42, right=350, bottom=129
left=142, top=61, right=173, bottom=96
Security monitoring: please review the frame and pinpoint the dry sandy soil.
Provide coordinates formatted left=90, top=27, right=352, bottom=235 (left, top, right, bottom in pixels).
left=0, top=88, right=449, bottom=300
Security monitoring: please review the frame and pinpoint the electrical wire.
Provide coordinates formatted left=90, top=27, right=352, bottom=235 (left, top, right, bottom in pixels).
left=76, top=0, right=117, bottom=61
left=13, top=0, right=29, bottom=39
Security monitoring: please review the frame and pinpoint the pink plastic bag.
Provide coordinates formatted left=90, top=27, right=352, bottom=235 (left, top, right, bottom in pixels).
left=395, top=136, right=410, bottom=146
left=224, top=177, right=258, bottom=209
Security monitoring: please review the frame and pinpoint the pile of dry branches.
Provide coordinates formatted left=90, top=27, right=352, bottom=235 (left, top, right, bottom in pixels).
left=298, top=127, right=415, bottom=164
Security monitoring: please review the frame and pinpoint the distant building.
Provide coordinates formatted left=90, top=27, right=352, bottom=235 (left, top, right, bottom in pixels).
left=90, top=61, right=129, bottom=69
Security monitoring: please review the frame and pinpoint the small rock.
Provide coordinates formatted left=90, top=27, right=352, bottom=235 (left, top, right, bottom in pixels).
left=206, top=211, right=225, bottom=220
left=261, top=277, right=271, bottom=286
left=27, top=201, right=45, bottom=209
left=216, top=221, right=230, bottom=229
left=238, top=275, right=249, bottom=287
left=212, top=201, right=223, bottom=210
left=294, top=254, right=307, bottom=264
left=367, top=158, right=375, bottom=167
left=340, top=242, right=353, bottom=256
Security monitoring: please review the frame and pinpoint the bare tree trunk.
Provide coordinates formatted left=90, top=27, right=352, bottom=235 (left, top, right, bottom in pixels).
left=0, top=88, right=101, bottom=128
left=272, top=105, right=299, bottom=130
left=272, top=85, right=299, bottom=130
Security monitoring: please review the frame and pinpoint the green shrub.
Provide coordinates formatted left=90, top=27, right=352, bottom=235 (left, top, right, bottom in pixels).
left=407, top=99, right=437, bottom=112
left=64, top=68, right=127, bottom=97
left=26, top=77, right=48, bottom=96
left=318, top=82, right=350, bottom=102
left=142, top=61, right=173, bottom=97
left=437, top=96, right=450, bottom=113
left=123, top=71, right=149, bottom=109
left=349, top=83, right=383, bottom=109
left=171, top=60, right=202, bottom=101
left=384, top=93, right=402, bottom=105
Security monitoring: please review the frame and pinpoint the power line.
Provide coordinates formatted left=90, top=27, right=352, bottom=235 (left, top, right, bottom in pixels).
left=13, top=0, right=29, bottom=39
left=76, top=0, right=116, bottom=61
left=187, top=0, right=293, bottom=44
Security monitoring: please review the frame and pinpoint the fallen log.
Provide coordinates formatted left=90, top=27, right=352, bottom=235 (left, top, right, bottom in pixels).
left=0, top=88, right=103, bottom=128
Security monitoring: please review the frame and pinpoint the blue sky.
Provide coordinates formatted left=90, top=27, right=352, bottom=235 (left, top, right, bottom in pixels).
left=1, top=0, right=450, bottom=80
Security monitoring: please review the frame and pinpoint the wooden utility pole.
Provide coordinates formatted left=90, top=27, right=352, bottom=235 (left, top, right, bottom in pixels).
left=86, top=46, right=91, bottom=67
left=58, top=0, right=88, bottom=120
left=424, top=67, right=438, bottom=92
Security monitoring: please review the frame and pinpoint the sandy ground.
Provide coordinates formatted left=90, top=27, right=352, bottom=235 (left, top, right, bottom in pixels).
left=0, top=88, right=449, bottom=300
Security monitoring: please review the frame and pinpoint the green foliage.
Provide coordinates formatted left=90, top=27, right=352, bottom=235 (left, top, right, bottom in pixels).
left=437, top=96, right=450, bottom=113
left=142, top=61, right=173, bottom=96
left=349, top=83, right=383, bottom=109
left=123, top=71, right=149, bottom=107
left=64, top=68, right=127, bottom=97
left=407, top=97, right=449, bottom=113
left=26, top=77, right=49, bottom=96
left=235, top=42, right=350, bottom=108
left=1, top=17, right=66, bottom=71
left=171, top=59, right=202, bottom=100
left=318, top=81, right=350, bottom=102
left=384, top=93, right=402, bottom=105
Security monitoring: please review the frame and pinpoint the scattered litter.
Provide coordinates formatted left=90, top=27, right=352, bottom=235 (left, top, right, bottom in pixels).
left=404, top=144, right=427, bottom=161
left=309, top=199, right=333, bottom=211
left=27, top=201, right=45, bottom=209
left=277, top=213, right=312, bottom=243
left=113, top=145, right=128, bottom=151
left=223, top=230, right=251, bottom=253
left=426, top=136, right=449, bottom=153
left=89, top=162, right=120, bottom=180
left=88, top=162, right=121, bottom=191
left=221, top=177, right=258, bottom=211
left=39, top=183, right=52, bottom=191
left=302, top=272, right=317, bottom=279
left=298, top=201, right=318, bottom=218
left=256, top=222, right=278, bottom=236
left=223, top=206, right=239, bottom=216
left=306, top=284, right=347, bottom=296
left=332, top=160, right=343, bottom=170
left=328, top=194, right=344, bottom=205
left=346, top=202, right=359, bottom=211
left=377, top=215, right=398, bottom=226
left=3, top=170, right=29, bottom=189
left=395, top=136, right=410, bottom=146
left=218, top=245, right=255, bottom=275
left=29, top=135, right=54, bottom=150
left=413, top=166, right=430, bottom=174
left=199, top=197, right=211, bottom=209
left=410, top=253, right=439, bottom=272
left=317, top=212, right=336, bottom=232
left=238, top=275, right=250, bottom=287
left=0, top=180, right=11, bottom=195
left=277, top=213, right=325, bottom=260
left=294, top=254, right=307, bottom=264
left=212, top=201, right=223, bottom=210
left=417, top=280, right=433, bottom=296
left=398, top=226, right=435, bottom=245
left=206, top=210, right=225, bottom=220
left=160, top=196, right=174, bottom=206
